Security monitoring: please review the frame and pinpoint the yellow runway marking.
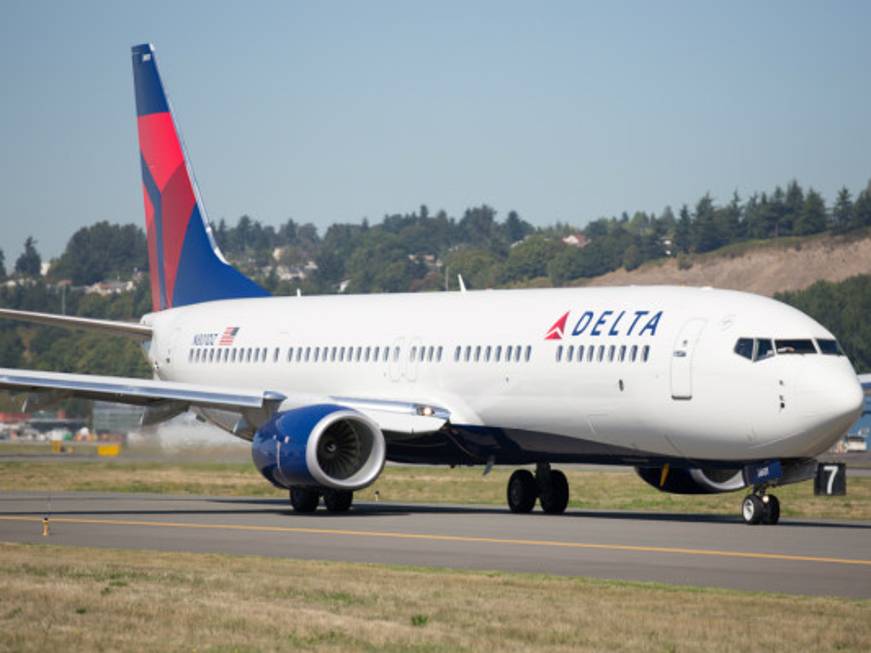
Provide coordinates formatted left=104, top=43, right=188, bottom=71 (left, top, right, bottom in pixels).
left=1, top=514, right=869, bottom=567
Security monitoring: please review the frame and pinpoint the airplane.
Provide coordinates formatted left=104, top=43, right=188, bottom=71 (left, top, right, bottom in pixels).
left=0, top=43, right=863, bottom=525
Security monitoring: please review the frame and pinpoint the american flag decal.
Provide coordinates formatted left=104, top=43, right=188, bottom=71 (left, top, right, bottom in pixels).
left=218, top=326, right=240, bottom=346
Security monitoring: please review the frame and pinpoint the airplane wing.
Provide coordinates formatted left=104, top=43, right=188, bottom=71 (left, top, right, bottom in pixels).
left=0, top=368, right=450, bottom=436
left=0, top=308, right=152, bottom=341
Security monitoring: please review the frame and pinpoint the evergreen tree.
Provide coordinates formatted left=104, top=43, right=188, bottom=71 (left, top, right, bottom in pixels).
left=692, top=193, right=721, bottom=252
left=716, top=191, right=742, bottom=243
left=783, top=179, right=804, bottom=235
left=767, top=187, right=787, bottom=237
left=795, top=188, right=827, bottom=235
left=0, top=248, right=5, bottom=280
left=854, top=184, right=871, bottom=228
left=674, top=205, right=691, bottom=254
left=831, top=187, right=853, bottom=233
left=14, top=236, right=41, bottom=277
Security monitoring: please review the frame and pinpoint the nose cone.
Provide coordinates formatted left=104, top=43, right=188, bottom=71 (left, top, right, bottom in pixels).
left=793, top=367, right=864, bottom=456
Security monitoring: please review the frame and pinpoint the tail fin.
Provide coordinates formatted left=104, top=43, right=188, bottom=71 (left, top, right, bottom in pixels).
left=131, top=43, right=268, bottom=311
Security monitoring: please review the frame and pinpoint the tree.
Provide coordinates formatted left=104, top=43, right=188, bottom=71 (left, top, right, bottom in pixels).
left=674, top=205, right=691, bottom=254
left=692, top=194, right=721, bottom=253
left=783, top=180, right=804, bottom=235
left=502, top=236, right=562, bottom=283
left=831, top=187, right=853, bottom=233
left=0, top=248, right=5, bottom=280
left=14, top=236, right=41, bottom=277
left=854, top=183, right=871, bottom=228
left=794, top=188, right=827, bottom=235
left=51, top=222, right=147, bottom=284
left=504, top=210, right=533, bottom=243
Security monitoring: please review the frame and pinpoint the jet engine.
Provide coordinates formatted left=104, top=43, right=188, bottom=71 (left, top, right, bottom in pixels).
left=635, top=465, right=747, bottom=494
left=252, top=404, right=385, bottom=491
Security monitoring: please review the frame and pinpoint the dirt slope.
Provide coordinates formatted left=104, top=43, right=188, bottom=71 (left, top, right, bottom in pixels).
left=586, top=232, right=871, bottom=296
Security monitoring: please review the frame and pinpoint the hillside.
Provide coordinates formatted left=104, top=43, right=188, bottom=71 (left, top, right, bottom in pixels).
left=586, top=231, right=871, bottom=296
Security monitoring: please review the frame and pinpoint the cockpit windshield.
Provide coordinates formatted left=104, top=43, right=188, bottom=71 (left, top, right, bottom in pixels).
left=775, top=339, right=817, bottom=355
left=817, top=339, right=845, bottom=356
left=734, top=337, right=825, bottom=361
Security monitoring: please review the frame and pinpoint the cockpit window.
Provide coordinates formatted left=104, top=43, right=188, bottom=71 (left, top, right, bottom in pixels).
left=734, top=338, right=753, bottom=360
left=755, top=339, right=774, bottom=361
left=775, top=339, right=817, bottom=355
left=817, top=339, right=844, bottom=356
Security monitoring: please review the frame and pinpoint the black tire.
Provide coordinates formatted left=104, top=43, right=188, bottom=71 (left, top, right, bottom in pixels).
left=290, top=487, right=320, bottom=513
left=741, top=494, right=764, bottom=525
left=507, top=470, right=537, bottom=513
left=762, top=495, right=780, bottom=525
left=323, top=489, right=353, bottom=513
left=539, top=469, right=569, bottom=515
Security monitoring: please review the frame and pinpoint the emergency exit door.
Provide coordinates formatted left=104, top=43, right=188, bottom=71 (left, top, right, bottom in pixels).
left=670, top=319, right=706, bottom=400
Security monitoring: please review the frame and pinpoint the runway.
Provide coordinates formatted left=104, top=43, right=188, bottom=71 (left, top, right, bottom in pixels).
left=1, top=492, right=869, bottom=598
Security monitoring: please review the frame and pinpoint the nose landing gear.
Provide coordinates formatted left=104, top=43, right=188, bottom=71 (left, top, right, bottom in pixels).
left=741, top=489, right=780, bottom=525
left=506, top=463, right=570, bottom=514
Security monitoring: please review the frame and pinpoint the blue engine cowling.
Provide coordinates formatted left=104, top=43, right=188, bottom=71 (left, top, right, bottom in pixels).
left=252, top=404, right=386, bottom=491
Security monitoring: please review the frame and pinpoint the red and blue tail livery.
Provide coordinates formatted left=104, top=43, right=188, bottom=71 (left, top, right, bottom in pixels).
left=131, top=43, right=268, bottom=312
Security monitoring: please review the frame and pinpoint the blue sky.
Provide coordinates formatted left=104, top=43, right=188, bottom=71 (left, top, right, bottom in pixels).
left=1, top=1, right=869, bottom=259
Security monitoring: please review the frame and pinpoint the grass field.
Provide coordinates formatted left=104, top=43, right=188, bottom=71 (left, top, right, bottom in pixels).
left=0, top=542, right=868, bottom=652
left=1, top=457, right=870, bottom=521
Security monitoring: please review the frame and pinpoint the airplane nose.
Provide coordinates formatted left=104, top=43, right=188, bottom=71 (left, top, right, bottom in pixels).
left=804, top=368, right=864, bottom=421
left=785, top=365, right=864, bottom=457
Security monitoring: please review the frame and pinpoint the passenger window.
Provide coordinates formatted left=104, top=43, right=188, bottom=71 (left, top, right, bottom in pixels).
left=454, top=346, right=461, bottom=362
left=556, top=345, right=563, bottom=362
left=305, top=347, right=311, bottom=362
left=437, top=346, right=443, bottom=362
left=273, top=347, right=279, bottom=362
left=642, top=345, right=650, bottom=362
left=775, top=339, right=816, bottom=355
left=410, top=346, right=417, bottom=362
left=514, top=346, right=522, bottom=362
left=734, top=338, right=754, bottom=360
left=296, top=348, right=303, bottom=362
left=474, top=346, right=482, bottom=362
left=566, top=345, right=574, bottom=362
left=485, top=346, right=491, bottom=362
left=494, top=346, right=502, bottom=362
left=587, top=345, right=594, bottom=362
left=608, top=345, right=615, bottom=362
left=224, top=349, right=230, bottom=362
left=505, top=345, right=513, bottom=360
left=817, top=339, right=844, bottom=356
left=629, top=345, right=637, bottom=362
left=525, top=346, right=532, bottom=362
left=393, top=346, right=400, bottom=362
left=618, top=345, right=626, bottom=362
left=577, top=345, right=584, bottom=362
left=597, top=345, right=604, bottom=362
left=464, top=346, right=471, bottom=362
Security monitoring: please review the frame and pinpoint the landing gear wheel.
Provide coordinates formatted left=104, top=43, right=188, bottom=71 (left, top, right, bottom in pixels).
left=507, top=470, right=537, bottom=513
left=290, top=487, right=320, bottom=513
left=762, top=494, right=780, bottom=525
left=539, top=469, right=569, bottom=515
left=323, top=489, right=353, bottom=512
left=741, top=494, right=764, bottom=525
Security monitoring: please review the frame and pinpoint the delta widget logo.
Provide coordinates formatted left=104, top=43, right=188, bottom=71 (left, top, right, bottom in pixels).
left=544, top=309, right=663, bottom=340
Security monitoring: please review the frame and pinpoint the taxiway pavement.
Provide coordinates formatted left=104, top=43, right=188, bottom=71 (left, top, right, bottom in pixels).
left=1, top=492, right=869, bottom=598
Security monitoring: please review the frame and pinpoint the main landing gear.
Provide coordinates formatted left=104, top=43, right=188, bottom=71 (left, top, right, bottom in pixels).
left=507, top=463, right=569, bottom=515
left=289, top=487, right=354, bottom=513
left=741, top=489, right=780, bottom=525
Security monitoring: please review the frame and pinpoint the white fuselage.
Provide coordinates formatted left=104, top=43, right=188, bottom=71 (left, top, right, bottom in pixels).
left=142, top=285, right=863, bottom=464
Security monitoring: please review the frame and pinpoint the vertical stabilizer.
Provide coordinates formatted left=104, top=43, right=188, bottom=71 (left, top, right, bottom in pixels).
left=131, top=43, right=268, bottom=311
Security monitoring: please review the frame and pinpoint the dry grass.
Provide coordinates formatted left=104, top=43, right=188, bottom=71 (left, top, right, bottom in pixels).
left=2, top=459, right=870, bottom=521
left=0, top=542, right=868, bottom=652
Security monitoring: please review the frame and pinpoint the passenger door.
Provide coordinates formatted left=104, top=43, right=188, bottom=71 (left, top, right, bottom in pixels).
left=670, top=319, right=707, bottom=400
